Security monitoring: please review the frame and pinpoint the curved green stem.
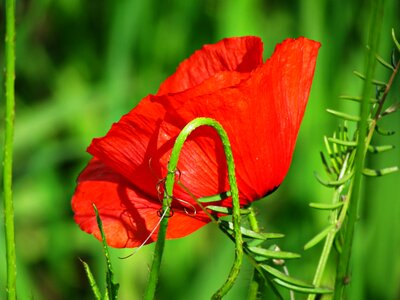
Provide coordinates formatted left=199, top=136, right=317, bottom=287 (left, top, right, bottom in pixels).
left=144, top=117, right=243, bottom=300
left=333, top=0, right=383, bottom=298
left=3, top=1, right=17, bottom=299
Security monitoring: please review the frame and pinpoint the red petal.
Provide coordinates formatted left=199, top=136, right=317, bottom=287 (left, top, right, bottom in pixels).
left=157, top=36, right=263, bottom=95
left=88, top=95, right=173, bottom=201
left=72, top=158, right=209, bottom=248
left=152, top=37, right=321, bottom=203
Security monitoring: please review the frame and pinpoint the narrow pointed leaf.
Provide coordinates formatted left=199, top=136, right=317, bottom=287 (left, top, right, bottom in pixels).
left=248, top=247, right=300, bottom=259
left=80, top=259, right=102, bottom=300
left=332, top=132, right=343, bottom=164
left=304, top=224, right=336, bottom=250
left=198, top=191, right=231, bottom=203
left=392, top=28, right=400, bottom=52
left=261, top=264, right=316, bottom=288
left=391, top=49, right=398, bottom=68
left=309, top=202, right=344, bottom=210
left=353, top=71, right=388, bottom=87
left=324, top=136, right=340, bottom=173
left=376, top=53, right=395, bottom=70
left=320, top=151, right=334, bottom=175
left=328, top=137, right=357, bottom=147
left=314, top=171, right=353, bottom=187
left=222, top=221, right=284, bottom=240
left=339, top=95, right=378, bottom=103
left=368, top=144, right=395, bottom=153
left=222, top=221, right=265, bottom=239
left=206, top=205, right=250, bottom=215
left=363, top=166, right=399, bottom=176
left=273, top=278, right=332, bottom=294
left=326, top=109, right=361, bottom=122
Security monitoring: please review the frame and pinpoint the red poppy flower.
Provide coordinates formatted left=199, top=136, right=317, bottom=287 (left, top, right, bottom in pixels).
left=72, top=36, right=320, bottom=248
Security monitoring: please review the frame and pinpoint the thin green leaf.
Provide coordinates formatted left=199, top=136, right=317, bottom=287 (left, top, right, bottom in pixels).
left=198, top=191, right=231, bottom=203
left=362, top=166, right=399, bottom=176
left=261, top=264, right=312, bottom=288
left=353, top=71, right=388, bottom=87
left=376, top=53, right=395, bottom=70
left=253, top=255, right=269, bottom=262
left=326, top=109, right=361, bottom=122
left=309, top=202, right=344, bottom=210
left=314, top=171, right=353, bottom=187
left=248, top=247, right=300, bottom=260
left=304, top=224, right=336, bottom=250
left=391, top=49, right=397, bottom=69
left=392, top=28, right=400, bottom=52
left=206, top=205, right=250, bottom=215
left=246, top=239, right=266, bottom=248
left=368, top=144, right=395, bottom=153
left=273, top=278, right=332, bottom=294
left=80, top=259, right=102, bottom=300
left=324, top=136, right=340, bottom=174
left=320, top=151, right=334, bottom=175
left=93, top=204, right=120, bottom=300
left=332, top=132, right=343, bottom=165
left=328, top=137, right=357, bottom=147
left=339, top=95, right=379, bottom=103
left=222, top=221, right=284, bottom=240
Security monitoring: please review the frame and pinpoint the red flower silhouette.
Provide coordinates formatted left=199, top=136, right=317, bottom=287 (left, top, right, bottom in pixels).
left=72, top=36, right=320, bottom=248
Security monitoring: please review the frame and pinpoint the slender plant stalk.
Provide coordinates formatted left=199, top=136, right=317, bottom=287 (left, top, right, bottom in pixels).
left=307, top=154, right=351, bottom=300
left=144, top=117, right=243, bottom=300
left=333, top=0, right=384, bottom=298
left=3, top=0, right=17, bottom=300
left=3, top=1, right=17, bottom=299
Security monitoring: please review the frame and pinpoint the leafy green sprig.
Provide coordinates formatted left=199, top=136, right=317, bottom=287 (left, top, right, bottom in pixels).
left=306, top=26, right=400, bottom=300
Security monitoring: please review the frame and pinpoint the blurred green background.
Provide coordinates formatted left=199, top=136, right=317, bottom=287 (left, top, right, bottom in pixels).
left=1, top=0, right=399, bottom=299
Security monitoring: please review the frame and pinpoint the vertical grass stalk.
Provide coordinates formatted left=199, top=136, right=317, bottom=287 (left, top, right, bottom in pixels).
left=144, top=117, right=243, bottom=300
left=333, top=0, right=384, bottom=298
left=3, top=0, right=17, bottom=299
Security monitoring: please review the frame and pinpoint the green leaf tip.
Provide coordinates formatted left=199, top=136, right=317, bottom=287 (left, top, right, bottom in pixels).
left=363, top=166, right=399, bottom=177
left=326, top=109, right=361, bottom=122
left=273, top=278, right=332, bottom=294
left=198, top=191, right=232, bottom=203
left=309, top=202, right=344, bottom=210
left=248, top=247, right=300, bottom=260
left=206, top=205, right=250, bottom=215
left=80, top=259, right=102, bottom=300
left=314, top=171, right=353, bottom=187
left=392, top=28, right=400, bottom=52
left=304, top=224, right=336, bottom=250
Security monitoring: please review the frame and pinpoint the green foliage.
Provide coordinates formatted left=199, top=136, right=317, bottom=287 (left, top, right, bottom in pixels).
left=307, top=20, right=400, bottom=299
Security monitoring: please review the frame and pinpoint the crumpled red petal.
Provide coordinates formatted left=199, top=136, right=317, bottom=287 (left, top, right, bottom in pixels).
left=157, top=36, right=263, bottom=95
left=72, top=158, right=209, bottom=248
left=72, top=36, right=320, bottom=248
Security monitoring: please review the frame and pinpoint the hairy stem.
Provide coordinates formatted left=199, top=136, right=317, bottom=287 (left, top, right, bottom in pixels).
left=144, top=117, right=243, bottom=300
left=3, top=1, right=17, bottom=299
